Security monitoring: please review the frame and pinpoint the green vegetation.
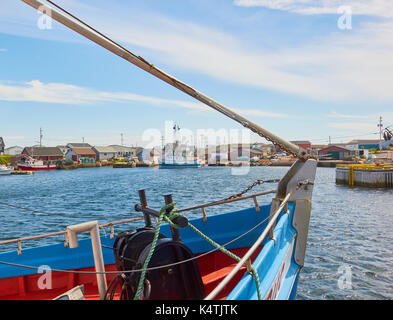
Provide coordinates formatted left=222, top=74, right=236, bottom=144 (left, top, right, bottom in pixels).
left=0, top=155, right=12, bottom=165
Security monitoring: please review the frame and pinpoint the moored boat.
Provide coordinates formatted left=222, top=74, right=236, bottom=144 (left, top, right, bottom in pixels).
left=17, top=158, right=56, bottom=171
left=0, top=0, right=317, bottom=301
left=158, top=158, right=204, bottom=169
left=0, top=165, right=12, bottom=176
left=0, top=162, right=316, bottom=300
left=159, top=124, right=205, bottom=169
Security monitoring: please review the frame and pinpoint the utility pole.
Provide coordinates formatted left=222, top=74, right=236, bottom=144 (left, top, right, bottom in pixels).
left=121, top=133, right=124, bottom=146
left=328, top=136, right=331, bottom=145
left=39, top=127, right=43, bottom=147
left=378, top=116, right=383, bottom=151
left=82, top=137, right=85, bottom=143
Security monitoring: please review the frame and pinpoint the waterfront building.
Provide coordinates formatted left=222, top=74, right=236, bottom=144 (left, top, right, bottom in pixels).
left=137, top=148, right=160, bottom=164
left=290, top=141, right=312, bottom=151
left=66, top=147, right=96, bottom=163
left=0, top=137, right=4, bottom=154
left=4, top=146, right=23, bottom=156
left=346, top=139, right=381, bottom=150
left=21, top=146, right=64, bottom=161
left=108, top=145, right=140, bottom=159
left=310, top=145, right=327, bottom=156
left=66, top=143, right=92, bottom=149
left=318, top=145, right=351, bottom=160
left=56, top=145, right=69, bottom=156
left=92, top=146, right=117, bottom=161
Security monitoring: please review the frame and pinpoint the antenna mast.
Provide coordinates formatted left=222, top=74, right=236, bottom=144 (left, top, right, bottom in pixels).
left=39, top=127, right=43, bottom=147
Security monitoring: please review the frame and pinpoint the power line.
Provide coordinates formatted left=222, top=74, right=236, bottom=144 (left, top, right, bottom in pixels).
left=292, top=131, right=379, bottom=144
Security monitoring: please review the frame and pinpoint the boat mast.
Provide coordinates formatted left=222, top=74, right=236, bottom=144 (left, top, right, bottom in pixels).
left=20, top=0, right=305, bottom=158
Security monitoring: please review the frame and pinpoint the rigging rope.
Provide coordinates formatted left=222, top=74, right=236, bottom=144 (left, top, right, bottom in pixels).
left=134, top=201, right=263, bottom=300
left=0, top=213, right=272, bottom=275
left=223, top=178, right=280, bottom=201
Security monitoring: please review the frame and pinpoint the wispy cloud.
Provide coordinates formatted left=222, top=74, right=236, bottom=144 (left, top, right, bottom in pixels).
left=102, top=14, right=393, bottom=104
left=328, top=111, right=370, bottom=120
left=2, top=1, right=393, bottom=105
left=0, top=48, right=7, bottom=52
left=328, top=122, right=377, bottom=131
left=0, top=80, right=286, bottom=118
left=0, top=80, right=205, bottom=109
left=61, top=3, right=393, bottom=104
left=233, top=0, right=393, bottom=18
left=327, top=110, right=393, bottom=133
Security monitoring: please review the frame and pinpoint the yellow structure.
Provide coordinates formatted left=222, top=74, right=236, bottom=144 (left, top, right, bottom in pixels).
left=336, top=163, right=393, bottom=188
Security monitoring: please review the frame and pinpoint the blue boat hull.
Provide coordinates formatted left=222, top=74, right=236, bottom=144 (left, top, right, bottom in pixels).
left=0, top=202, right=303, bottom=300
left=159, top=160, right=203, bottom=168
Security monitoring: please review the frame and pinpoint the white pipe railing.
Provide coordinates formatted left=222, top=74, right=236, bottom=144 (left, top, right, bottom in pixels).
left=204, top=192, right=292, bottom=300
left=66, top=221, right=107, bottom=300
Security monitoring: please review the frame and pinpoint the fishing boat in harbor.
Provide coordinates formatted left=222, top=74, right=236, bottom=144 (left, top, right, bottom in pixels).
left=0, top=165, right=12, bottom=176
left=0, top=0, right=317, bottom=301
left=17, top=157, right=56, bottom=171
left=158, top=158, right=204, bottom=169
left=159, top=124, right=205, bottom=169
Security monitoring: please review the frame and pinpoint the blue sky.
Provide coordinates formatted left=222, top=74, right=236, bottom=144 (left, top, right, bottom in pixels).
left=1, top=0, right=393, bottom=148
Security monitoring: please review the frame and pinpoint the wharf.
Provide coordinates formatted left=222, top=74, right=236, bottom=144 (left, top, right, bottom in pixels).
left=112, top=162, right=136, bottom=168
left=11, top=170, right=34, bottom=175
left=336, top=163, right=393, bottom=188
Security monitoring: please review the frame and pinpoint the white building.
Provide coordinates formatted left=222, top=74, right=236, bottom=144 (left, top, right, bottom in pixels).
left=4, top=146, right=23, bottom=155
left=92, top=146, right=117, bottom=161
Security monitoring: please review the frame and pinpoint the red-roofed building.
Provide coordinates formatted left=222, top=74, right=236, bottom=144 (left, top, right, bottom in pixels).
left=66, top=147, right=96, bottom=163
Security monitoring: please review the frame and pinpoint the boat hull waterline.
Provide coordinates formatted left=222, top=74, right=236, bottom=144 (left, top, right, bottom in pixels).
left=17, top=165, right=57, bottom=171
left=0, top=203, right=299, bottom=300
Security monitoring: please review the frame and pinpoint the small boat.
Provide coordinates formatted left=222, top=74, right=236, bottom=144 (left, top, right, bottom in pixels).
left=0, top=0, right=317, bottom=301
left=0, top=165, right=11, bottom=176
left=159, top=157, right=204, bottom=169
left=17, top=158, right=56, bottom=171
left=159, top=124, right=205, bottom=169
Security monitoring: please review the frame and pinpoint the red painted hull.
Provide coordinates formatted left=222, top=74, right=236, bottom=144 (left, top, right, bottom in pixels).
left=0, top=247, right=261, bottom=300
left=17, top=165, right=57, bottom=171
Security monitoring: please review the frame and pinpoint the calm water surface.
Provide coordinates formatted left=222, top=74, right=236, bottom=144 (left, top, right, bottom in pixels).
left=0, top=166, right=392, bottom=299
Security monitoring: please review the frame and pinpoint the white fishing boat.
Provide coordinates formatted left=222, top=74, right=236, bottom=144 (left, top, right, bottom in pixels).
left=159, top=124, right=205, bottom=169
left=0, top=165, right=11, bottom=176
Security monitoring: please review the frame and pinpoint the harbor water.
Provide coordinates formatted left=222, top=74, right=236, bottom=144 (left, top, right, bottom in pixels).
left=0, top=166, right=392, bottom=300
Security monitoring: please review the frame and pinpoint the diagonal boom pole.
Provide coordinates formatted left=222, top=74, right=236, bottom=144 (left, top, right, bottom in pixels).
left=20, top=0, right=305, bottom=158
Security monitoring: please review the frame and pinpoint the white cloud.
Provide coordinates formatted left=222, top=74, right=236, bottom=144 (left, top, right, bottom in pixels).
left=2, top=1, right=393, bottom=105
left=235, top=108, right=288, bottom=118
left=105, top=16, right=393, bottom=104
left=328, top=111, right=369, bottom=120
left=67, top=4, right=393, bottom=104
left=328, top=122, right=377, bottom=130
left=234, top=0, right=393, bottom=18
left=0, top=80, right=286, bottom=118
left=0, top=80, right=204, bottom=109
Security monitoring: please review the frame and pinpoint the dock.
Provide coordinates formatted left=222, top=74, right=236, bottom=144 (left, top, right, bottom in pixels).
left=11, top=170, right=34, bottom=175
left=336, top=163, right=393, bottom=188
left=112, top=162, right=136, bottom=168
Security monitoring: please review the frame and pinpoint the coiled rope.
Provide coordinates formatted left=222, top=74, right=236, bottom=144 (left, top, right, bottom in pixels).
left=134, top=201, right=263, bottom=300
